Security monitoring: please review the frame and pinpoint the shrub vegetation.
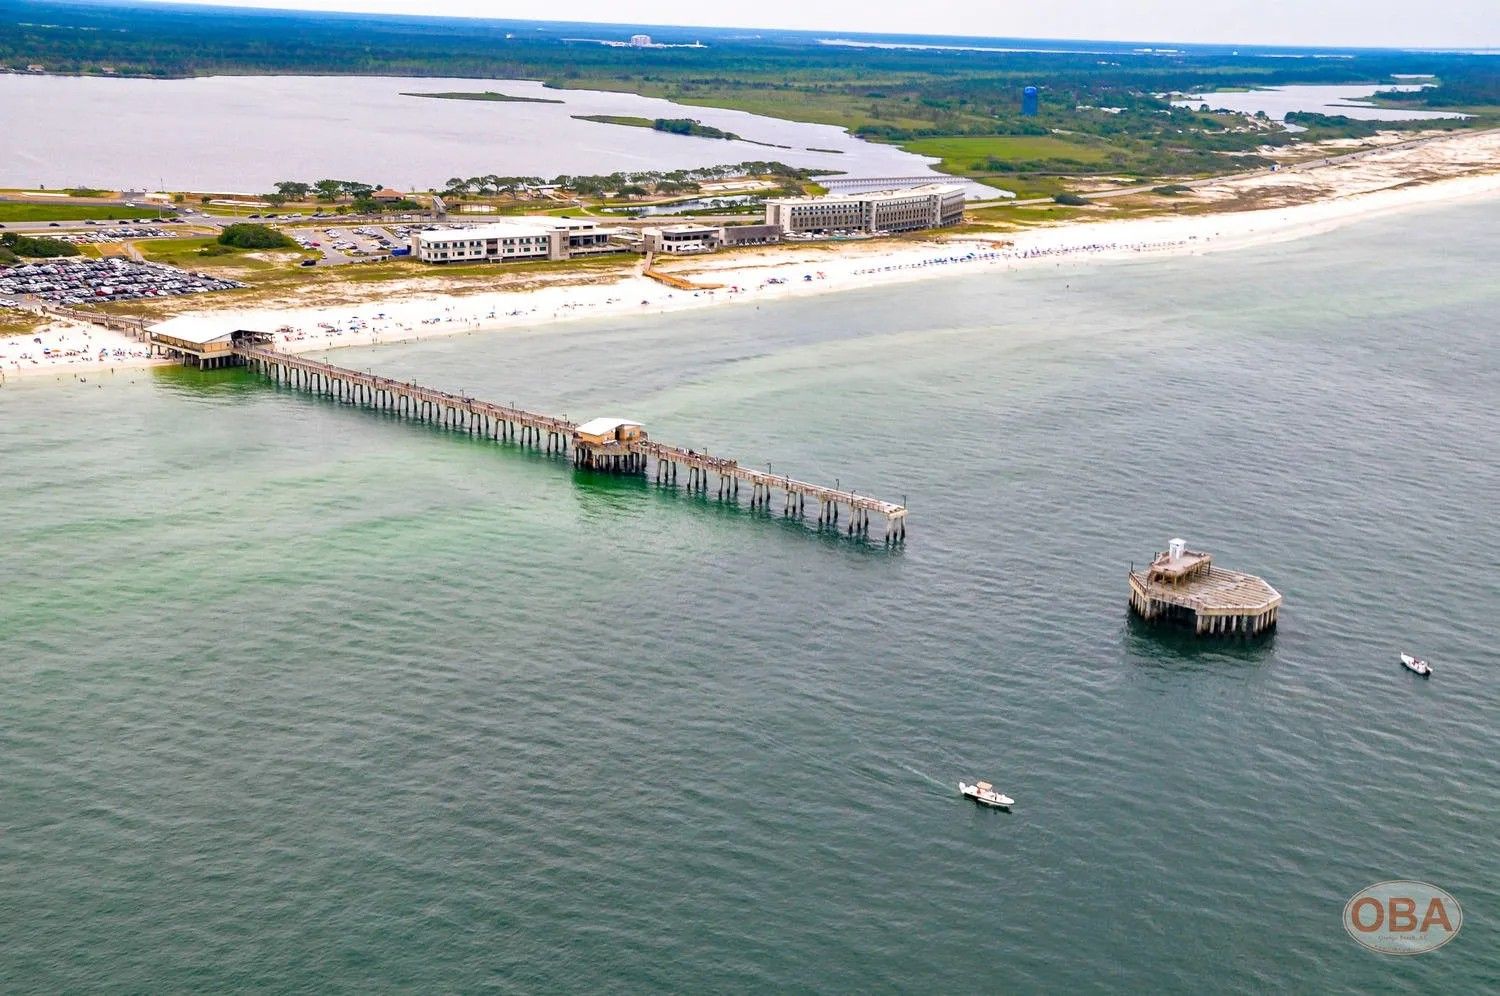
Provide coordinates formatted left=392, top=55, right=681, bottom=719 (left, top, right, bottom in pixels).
left=0, top=232, right=82, bottom=258
left=216, top=223, right=295, bottom=250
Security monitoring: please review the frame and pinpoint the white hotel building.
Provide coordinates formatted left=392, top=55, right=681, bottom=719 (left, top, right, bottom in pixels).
left=764, top=184, right=966, bottom=236
left=412, top=218, right=623, bottom=264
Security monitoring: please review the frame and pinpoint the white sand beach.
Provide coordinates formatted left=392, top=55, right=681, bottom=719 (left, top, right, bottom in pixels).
left=6, top=128, right=1500, bottom=382
left=0, top=321, right=162, bottom=382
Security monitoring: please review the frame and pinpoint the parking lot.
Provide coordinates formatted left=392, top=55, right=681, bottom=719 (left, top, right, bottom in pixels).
left=286, top=225, right=411, bottom=266
left=0, top=258, right=245, bottom=305
left=55, top=227, right=178, bottom=244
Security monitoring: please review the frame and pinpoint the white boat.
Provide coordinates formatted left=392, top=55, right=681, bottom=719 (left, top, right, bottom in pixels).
left=1400, top=652, right=1432, bottom=678
left=959, top=780, right=1013, bottom=808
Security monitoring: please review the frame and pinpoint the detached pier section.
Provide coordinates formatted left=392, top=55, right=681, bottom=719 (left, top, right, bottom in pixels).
left=234, top=344, right=908, bottom=542
left=1128, top=539, right=1280, bottom=636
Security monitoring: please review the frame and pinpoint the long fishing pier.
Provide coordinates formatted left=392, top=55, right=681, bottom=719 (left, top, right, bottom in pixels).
left=233, top=343, right=907, bottom=542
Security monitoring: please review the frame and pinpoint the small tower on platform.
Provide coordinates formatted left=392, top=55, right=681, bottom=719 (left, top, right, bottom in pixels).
left=1128, top=538, right=1281, bottom=637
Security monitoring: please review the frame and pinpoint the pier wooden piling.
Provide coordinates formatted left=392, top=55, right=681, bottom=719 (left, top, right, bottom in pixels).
left=234, top=344, right=908, bottom=542
left=1127, top=539, right=1280, bottom=637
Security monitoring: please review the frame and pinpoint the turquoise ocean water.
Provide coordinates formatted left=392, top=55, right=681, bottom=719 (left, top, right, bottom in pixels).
left=3, top=201, right=1498, bottom=992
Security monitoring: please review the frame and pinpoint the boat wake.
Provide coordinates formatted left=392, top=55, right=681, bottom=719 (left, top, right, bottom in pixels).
left=896, top=762, right=949, bottom=790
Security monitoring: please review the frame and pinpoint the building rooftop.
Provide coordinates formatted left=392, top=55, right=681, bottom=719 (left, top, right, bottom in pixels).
left=415, top=219, right=618, bottom=243
left=767, top=183, right=965, bottom=207
left=147, top=315, right=256, bottom=346
left=575, top=417, right=642, bottom=437
left=415, top=221, right=555, bottom=242
left=648, top=223, right=721, bottom=234
left=1148, top=546, right=1212, bottom=580
left=550, top=217, right=606, bottom=230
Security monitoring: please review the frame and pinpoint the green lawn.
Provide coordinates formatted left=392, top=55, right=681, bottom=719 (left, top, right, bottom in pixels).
left=135, top=237, right=306, bottom=270
left=0, top=202, right=166, bottom=222
left=904, top=135, right=1112, bottom=175
left=973, top=176, right=1072, bottom=200
left=193, top=203, right=283, bottom=217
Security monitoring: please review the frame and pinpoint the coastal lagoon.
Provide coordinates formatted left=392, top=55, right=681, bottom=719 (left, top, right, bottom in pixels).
left=0, top=74, right=972, bottom=193
left=1176, top=83, right=1467, bottom=123
left=3, top=200, right=1499, bottom=991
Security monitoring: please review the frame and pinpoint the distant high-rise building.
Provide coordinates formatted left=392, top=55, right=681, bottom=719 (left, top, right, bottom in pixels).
left=629, top=34, right=653, bottom=48
left=1022, top=86, right=1039, bottom=116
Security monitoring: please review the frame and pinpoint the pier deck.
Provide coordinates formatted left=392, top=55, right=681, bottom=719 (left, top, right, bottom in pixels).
left=1127, top=541, right=1280, bottom=637
left=234, top=344, right=907, bottom=541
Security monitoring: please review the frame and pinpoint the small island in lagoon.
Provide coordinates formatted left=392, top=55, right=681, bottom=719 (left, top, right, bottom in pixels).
left=403, top=90, right=564, bottom=104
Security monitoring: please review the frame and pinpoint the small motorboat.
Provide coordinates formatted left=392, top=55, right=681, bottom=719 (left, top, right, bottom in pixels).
left=959, top=780, right=1013, bottom=808
left=1400, top=652, right=1432, bottom=678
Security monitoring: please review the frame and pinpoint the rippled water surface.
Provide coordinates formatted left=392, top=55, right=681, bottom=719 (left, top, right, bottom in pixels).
left=3, top=202, right=1499, bottom=992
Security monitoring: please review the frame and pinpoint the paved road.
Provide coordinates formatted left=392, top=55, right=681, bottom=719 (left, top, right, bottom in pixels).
left=0, top=217, right=187, bottom=234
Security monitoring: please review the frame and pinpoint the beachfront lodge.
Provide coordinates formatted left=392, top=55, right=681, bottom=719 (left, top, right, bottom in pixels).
left=764, top=184, right=966, bottom=236
left=572, top=417, right=648, bottom=473
left=146, top=316, right=272, bottom=369
left=412, top=218, right=625, bottom=264
left=643, top=224, right=723, bottom=254
left=640, top=222, right=782, bottom=255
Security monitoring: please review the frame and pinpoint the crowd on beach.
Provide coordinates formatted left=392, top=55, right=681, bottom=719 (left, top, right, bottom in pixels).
left=851, top=237, right=1195, bottom=276
left=1, top=325, right=155, bottom=375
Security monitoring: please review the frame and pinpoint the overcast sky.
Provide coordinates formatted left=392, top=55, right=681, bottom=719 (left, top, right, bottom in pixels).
left=148, top=0, right=1499, bottom=49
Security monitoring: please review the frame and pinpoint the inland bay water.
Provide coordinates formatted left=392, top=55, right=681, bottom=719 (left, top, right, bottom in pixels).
left=3, top=200, right=1499, bottom=992
left=0, top=74, right=973, bottom=194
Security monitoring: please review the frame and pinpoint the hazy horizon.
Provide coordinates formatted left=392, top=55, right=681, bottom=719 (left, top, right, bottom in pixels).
left=126, top=0, right=1500, bottom=50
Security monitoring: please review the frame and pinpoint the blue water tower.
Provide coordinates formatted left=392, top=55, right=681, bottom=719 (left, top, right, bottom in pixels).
left=1022, top=86, right=1039, bottom=116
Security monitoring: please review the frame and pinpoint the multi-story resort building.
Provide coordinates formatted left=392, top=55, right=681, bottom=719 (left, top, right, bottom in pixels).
left=412, top=218, right=623, bottom=264
left=764, top=184, right=966, bottom=236
left=410, top=186, right=965, bottom=266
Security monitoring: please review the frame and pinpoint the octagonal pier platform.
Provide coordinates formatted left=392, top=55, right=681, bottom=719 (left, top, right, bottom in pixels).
left=1128, top=539, right=1281, bottom=637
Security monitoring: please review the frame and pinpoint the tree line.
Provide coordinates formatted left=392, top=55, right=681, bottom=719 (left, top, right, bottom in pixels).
left=1, top=232, right=82, bottom=260
left=437, top=162, right=819, bottom=199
